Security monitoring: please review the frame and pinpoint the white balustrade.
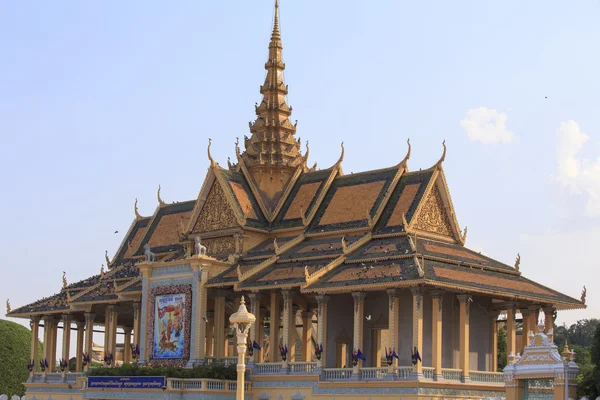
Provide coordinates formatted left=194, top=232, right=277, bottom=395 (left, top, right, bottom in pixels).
left=395, top=366, right=412, bottom=380
left=254, top=362, right=282, bottom=375
left=166, top=379, right=243, bottom=392
left=441, top=368, right=462, bottom=382
left=422, top=367, right=434, bottom=380
left=289, top=362, right=317, bottom=374
left=322, top=368, right=353, bottom=380
left=361, top=367, right=387, bottom=380
left=204, top=379, right=226, bottom=391
left=469, top=371, right=504, bottom=384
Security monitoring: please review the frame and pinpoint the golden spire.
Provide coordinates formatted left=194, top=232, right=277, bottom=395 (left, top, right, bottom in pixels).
left=240, top=0, right=305, bottom=194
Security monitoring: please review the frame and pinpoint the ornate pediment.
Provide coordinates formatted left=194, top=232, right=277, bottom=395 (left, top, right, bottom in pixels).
left=413, top=184, right=453, bottom=237
left=191, top=182, right=239, bottom=233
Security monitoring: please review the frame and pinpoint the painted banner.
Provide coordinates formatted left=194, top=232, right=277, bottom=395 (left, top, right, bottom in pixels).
left=153, top=292, right=187, bottom=359
left=87, top=376, right=166, bottom=389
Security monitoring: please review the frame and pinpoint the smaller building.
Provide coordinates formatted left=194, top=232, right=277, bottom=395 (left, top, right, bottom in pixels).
left=503, top=323, right=579, bottom=400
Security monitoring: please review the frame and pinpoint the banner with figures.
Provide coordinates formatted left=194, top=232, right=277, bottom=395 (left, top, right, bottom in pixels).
left=153, top=293, right=186, bottom=359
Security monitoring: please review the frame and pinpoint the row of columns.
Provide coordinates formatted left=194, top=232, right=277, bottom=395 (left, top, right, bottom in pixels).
left=29, top=302, right=141, bottom=373
left=505, top=304, right=555, bottom=361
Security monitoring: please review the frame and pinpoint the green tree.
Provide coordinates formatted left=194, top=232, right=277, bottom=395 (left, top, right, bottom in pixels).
left=497, top=325, right=507, bottom=371
left=0, top=319, right=43, bottom=396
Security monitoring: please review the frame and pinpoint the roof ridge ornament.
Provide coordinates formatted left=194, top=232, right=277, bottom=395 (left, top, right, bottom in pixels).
left=157, top=185, right=166, bottom=207
left=6, top=298, right=10, bottom=314
left=134, top=198, right=143, bottom=220
left=514, top=253, right=520, bottom=272
left=62, top=271, right=68, bottom=289
left=461, top=226, right=468, bottom=243
left=105, top=250, right=111, bottom=268
left=400, top=138, right=411, bottom=167
left=435, top=140, right=446, bottom=168
left=581, top=285, right=587, bottom=305
left=207, top=138, right=217, bottom=168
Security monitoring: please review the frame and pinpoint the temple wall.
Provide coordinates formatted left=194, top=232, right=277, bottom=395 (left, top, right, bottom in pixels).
left=396, top=290, right=414, bottom=366
left=442, top=292, right=458, bottom=368
left=325, top=293, right=353, bottom=368
left=469, top=295, right=493, bottom=371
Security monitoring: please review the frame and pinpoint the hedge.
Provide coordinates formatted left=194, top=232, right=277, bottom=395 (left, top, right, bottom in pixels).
left=86, top=363, right=238, bottom=380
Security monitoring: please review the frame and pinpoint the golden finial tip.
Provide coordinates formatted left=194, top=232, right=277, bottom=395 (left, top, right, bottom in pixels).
left=134, top=198, right=142, bottom=220
left=157, top=185, right=166, bottom=207
left=6, top=299, right=11, bottom=314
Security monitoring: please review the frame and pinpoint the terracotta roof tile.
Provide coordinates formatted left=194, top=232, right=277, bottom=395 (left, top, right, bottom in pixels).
left=8, top=292, right=69, bottom=315
left=229, top=181, right=258, bottom=220
left=283, top=182, right=321, bottom=220
left=278, top=236, right=362, bottom=261
left=425, top=261, right=582, bottom=305
left=271, top=169, right=332, bottom=230
left=207, top=259, right=263, bottom=285
left=417, top=238, right=513, bottom=271
left=134, top=201, right=195, bottom=256
left=309, top=167, right=398, bottom=233
left=73, top=281, right=118, bottom=303
left=112, top=217, right=150, bottom=265
left=244, top=236, right=296, bottom=259
left=238, top=259, right=330, bottom=289
left=345, top=236, right=413, bottom=261
left=305, top=258, right=420, bottom=291
left=374, top=170, right=434, bottom=234
left=218, top=170, right=267, bottom=227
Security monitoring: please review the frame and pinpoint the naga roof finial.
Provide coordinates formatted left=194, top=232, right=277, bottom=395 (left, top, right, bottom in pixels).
left=157, top=185, right=166, bottom=207
left=514, top=253, right=521, bottom=272
left=335, top=142, right=345, bottom=167
left=462, top=226, right=468, bottom=243
left=581, top=285, right=587, bottom=305
left=62, top=271, right=68, bottom=289
left=435, top=140, right=447, bottom=168
left=6, top=299, right=10, bottom=314
left=235, top=137, right=241, bottom=158
left=105, top=250, right=111, bottom=267
left=400, top=138, right=411, bottom=167
left=134, top=198, right=142, bottom=220
left=303, top=140, right=310, bottom=165
left=208, top=138, right=216, bottom=167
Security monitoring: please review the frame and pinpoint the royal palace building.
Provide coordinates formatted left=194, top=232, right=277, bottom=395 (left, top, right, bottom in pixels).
left=6, top=2, right=585, bottom=400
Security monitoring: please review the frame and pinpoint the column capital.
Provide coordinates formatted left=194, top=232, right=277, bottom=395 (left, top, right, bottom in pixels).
left=542, top=305, right=555, bottom=313
left=61, top=314, right=73, bottom=323
left=301, top=311, right=313, bottom=319
left=410, top=286, right=424, bottom=296
left=30, top=315, right=41, bottom=324
left=132, top=302, right=140, bottom=310
left=84, top=312, right=96, bottom=322
left=122, top=326, right=133, bottom=334
left=43, top=315, right=57, bottom=324
left=315, top=294, right=330, bottom=305
left=248, top=292, right=263, bottom=301
left=351, top=292, right=367, bottom=301
left=281, top=290, right=297, bottom=299
left=430, top=289, right=445, bottom=299
left=456, top=294, right=472, bottom=303
left=386, top=288, right=400, bottom=298
left=75, top=320, right=85, bottom=328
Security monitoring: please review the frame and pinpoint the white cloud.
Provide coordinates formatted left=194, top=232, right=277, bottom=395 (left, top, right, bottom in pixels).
left=554, top=120, right=600, bottom=217
left=460, top=107, right=515, bottom=144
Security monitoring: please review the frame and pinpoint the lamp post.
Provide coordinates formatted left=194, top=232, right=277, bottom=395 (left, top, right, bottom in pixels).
left=229, top=296, right=256, bottom=400
left=561, top=344, right=571, bottom=400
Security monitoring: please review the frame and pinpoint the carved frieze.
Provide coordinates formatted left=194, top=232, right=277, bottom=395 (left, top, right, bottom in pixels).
left=414, top=185, right=452, bottom=236
left=203, top=236, right=236, bottom=255
left=192, top=183, right=238, bottom=233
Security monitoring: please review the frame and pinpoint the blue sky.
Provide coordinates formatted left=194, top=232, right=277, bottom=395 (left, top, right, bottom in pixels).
left=1, top=0, right=599, bottom=349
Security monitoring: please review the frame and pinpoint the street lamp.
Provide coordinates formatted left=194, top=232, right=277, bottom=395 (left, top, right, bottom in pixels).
left=229, top=296, right=256, bottom=400
left=561, top=343, right=571, bottom=400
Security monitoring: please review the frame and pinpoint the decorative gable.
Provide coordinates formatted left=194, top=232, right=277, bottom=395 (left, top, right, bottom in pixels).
left=413, top=184, right=453, bottom=237
left=191, top=182, right=239, bottom=233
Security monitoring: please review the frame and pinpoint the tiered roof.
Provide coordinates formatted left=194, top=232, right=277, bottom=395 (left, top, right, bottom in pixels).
left=6, top=0, right=585, bottom=319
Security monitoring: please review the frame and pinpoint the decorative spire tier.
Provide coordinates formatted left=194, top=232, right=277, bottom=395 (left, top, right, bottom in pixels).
left=240, top=0, right=306, bottom=199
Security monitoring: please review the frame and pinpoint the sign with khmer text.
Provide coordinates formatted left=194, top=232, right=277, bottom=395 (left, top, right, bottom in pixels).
left=87, top=376, right=166, bottom=390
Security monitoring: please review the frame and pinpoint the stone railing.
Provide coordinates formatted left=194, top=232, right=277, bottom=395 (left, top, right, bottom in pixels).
left=167, top=378, right=250, bottom=393
left=361, top=367, right=387, bottom=380
left=395, top=366, right=413, bottom=380
left=422, top=367, right=435, bottom=380
left=322, top=368, right=353, bottom=381
left=469, top=371, right=504, bottom=384
left=441, top=368, right=462, bottom=382
left=289, top=362, right=317, bottom=374
left=28, top=372, right=83, bottom=384
left=253, top=362, right=283, bottom=375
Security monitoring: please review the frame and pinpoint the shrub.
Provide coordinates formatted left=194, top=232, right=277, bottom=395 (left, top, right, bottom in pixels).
left=86, top=363, right=238, bottom=380
left=0, top=319, right=43, bottom=396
